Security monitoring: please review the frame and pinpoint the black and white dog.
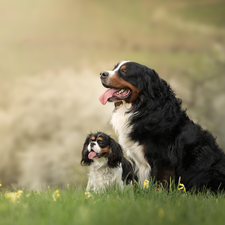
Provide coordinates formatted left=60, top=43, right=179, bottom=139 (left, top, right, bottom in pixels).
left=99, top=61, right=225, bottom=192
left=81, top=132, right=135, bottom=192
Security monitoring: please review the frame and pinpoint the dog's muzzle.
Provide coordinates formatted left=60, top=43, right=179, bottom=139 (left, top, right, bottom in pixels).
left=100, top=71, right=109, bottom=79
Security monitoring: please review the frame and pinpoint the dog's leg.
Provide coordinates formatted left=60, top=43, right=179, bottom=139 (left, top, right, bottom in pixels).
left=86, top=179, right=94, bottom=192
left=156, top=167, right=175, bottom=189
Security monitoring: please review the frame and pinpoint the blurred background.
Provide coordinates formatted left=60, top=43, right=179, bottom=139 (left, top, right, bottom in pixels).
left=0, top=0, right=224, bottom=189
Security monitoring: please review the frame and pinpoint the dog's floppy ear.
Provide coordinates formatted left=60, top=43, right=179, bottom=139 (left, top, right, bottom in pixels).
left=142, top=68, right=173, bottom=100
left=81, top=134, right=93, bottom=166
left=141, top=68, right=161, bottom=99
left=108, top=137, right=123, bottom=168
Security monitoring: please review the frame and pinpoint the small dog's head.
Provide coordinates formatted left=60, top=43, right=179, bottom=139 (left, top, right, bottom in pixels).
left=81, top=132, right=123, bottom=168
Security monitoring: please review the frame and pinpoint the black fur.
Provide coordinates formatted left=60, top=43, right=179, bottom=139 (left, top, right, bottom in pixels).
left=81, top=134, right=93, bottom=166
left=81, top=132, right=135, bottom=185
left=103, top=62, right=225, bottom=192
left=108, top=137, right=123, bottom=168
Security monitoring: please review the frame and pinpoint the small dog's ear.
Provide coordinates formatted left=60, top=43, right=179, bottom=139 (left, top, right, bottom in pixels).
left=81, top=134, right=93, bottom=166
left=108, top=137, right=123, bottom=168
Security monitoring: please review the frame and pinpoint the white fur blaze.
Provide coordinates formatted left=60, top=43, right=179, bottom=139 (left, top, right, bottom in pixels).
left=110, top=102, right=151, bottom=185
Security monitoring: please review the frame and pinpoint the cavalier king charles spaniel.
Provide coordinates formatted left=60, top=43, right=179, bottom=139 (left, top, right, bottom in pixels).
left=99, top=61, right=225, bottom=192
left=81, top=132, right=135, bottom=192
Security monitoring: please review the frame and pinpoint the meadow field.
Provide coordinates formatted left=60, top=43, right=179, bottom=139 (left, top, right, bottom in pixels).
left=0, top=0, right=225, bottom=223
left=1, top=183, right=225, bottom=225
left=0, top=0, right=224, bottom=190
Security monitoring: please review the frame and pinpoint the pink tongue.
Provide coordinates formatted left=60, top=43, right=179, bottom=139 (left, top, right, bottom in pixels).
left=88, top=151, right=97, bottom=159
left=99, top=88, right=118, bottom=105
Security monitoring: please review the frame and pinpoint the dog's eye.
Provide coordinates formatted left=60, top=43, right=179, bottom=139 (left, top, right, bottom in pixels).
left=120, top=69, right=126, bottom=75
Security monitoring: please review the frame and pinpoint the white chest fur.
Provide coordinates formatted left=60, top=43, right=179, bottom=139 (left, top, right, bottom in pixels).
left=110, top=103, right=151, bottom=185
left=86, top=158, right=123, bottom=192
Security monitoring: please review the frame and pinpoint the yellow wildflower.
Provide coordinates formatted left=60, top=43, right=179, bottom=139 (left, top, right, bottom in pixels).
left=16, top=190, right=23, bottom=199
left=0, top=184, right=2, bottom=187
left=5, top=193, right=17, bottom=203
left=143, top=179, right=149, bottom=189
left=52, top=190, right=60, bottom=201
left=84, top=191, right=92, bottom=199
left=5, top=190, right=25, bottom=203
left=178, top=183, right=186, bottom=192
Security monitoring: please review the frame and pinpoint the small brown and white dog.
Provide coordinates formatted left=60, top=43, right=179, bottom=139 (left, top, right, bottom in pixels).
left=81, top=132, right=135, bottom=192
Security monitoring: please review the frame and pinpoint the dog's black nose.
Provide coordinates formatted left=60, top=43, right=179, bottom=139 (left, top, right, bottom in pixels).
left=100, top=71, right=109, bottom=78
left=90, top=142, right=95, bottom=147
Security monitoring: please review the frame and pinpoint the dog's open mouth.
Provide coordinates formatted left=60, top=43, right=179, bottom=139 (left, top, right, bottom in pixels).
left=99, top=87, right=131, bottom=105
left=88, top=150, right=103, bottom=159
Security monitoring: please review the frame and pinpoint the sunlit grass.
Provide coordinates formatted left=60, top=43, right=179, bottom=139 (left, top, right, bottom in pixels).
left=1, top=182, right=225, bottom=225
left=0, top=0, right=224, bottom=189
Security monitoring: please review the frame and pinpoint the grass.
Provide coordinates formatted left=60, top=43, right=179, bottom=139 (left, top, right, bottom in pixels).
left=1, top=182, right=225, bottom=225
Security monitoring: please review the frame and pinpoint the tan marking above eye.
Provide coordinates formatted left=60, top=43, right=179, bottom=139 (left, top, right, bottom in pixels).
left=97, top=137, right=103, bottom=141
left=120, top=65, right=126, bottom=70
left=114, top=63, right=119, bottom=69
left=91, top=136, right=96, bottom=141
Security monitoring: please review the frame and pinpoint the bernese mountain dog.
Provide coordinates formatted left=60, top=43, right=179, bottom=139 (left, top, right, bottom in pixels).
left=81, top=132, right=135, bottom=192
left=99, top=61, right=225, bottom=192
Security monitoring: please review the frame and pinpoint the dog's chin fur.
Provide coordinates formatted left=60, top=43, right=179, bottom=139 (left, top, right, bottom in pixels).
left=102, top=61, right=225, bottom=192
left=90, top=157, right=108, bottom=167
left=86, top=160, right=123, bottom=193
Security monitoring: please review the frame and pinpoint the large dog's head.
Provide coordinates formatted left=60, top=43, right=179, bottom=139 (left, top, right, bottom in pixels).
left=99, top=61, right=167, bottom=106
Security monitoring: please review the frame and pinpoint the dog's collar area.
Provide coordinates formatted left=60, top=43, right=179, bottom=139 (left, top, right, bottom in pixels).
left=114, top=101, right=123, bottom=109
left=114, top=101, right=132, bottom=111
